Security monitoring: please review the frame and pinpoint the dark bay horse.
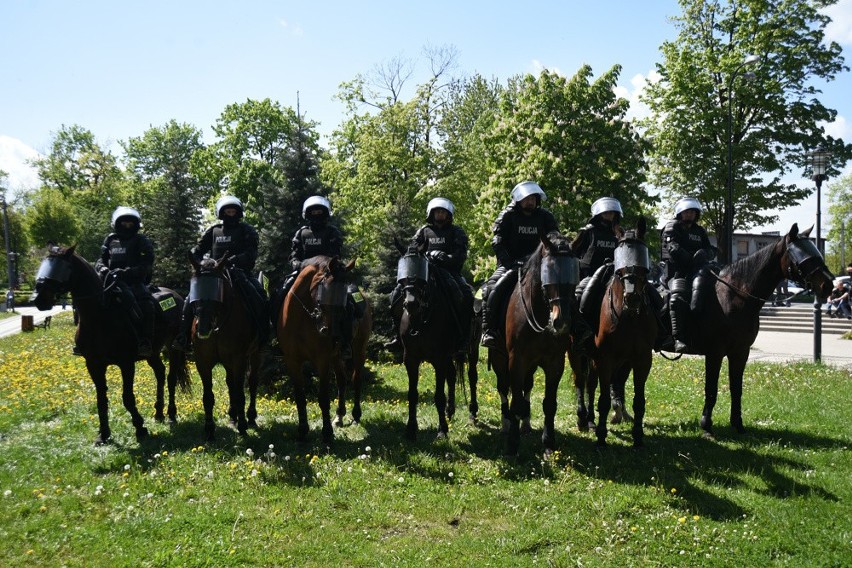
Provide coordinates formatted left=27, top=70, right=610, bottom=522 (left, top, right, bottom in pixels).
left=490, top=232, right=579, bottom=457
left=395, top=251, right=475, bottom=440
left=32, top=245, right=190, bottom=444
left=686, top=224, right=834, bottom=437
left=277, top=255, right=372, bottom=444
left=570, top=219, right=657, bottom=447
left=188, top=256, right=261, bottom=441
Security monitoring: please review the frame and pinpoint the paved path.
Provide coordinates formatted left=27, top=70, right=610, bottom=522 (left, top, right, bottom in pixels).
left=0, top=305, right=67, bottom=340
left=1, top=305, right=849, bottom=369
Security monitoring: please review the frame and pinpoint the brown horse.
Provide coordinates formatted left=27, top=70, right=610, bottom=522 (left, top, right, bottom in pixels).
left=394, top=251, right=475, bottom=440
left=277, top=255, right=372, bottom=444
left=569, top=219, right=656, bottom=447
left=32, top=245, right=190, bottom=444
left=489, top=232, right=579, bottom=457
left=684, top=224, right=834, bottom=437
left=188, top=256, right=261, bottom=441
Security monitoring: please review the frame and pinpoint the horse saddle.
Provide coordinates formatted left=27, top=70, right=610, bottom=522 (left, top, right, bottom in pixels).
left=151, top=288, right=180, bottom=323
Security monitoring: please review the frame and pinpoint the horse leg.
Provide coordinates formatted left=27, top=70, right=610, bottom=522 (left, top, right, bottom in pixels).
left=520, top=371, right=534, bottom=435
left=246, top=352, right=259, bottom=429
left=572, top=355, right=591, bottom=432
left=293, top=368, right=309, bottom=443
left=611, top=363, right=633, bottom=424
left=147, top=355, right=167, bottom=423
left=700, top=355, right=723, bottom=438
left=728, top=350, right=749, bottom=434
left=467, top=350, right=479, bottom=424
left=350, top=357, right=363, bottom=425
left=405, top=358, right=420, bottom=441
left=434, top=363, right=450, bottom=439
left=506, top=361, right=530, bottom=457
left=227, top=364, right=249, bottom=436
left=333, top=360, right=347, bottom=428
left=541, top=361, right=563, bottom=456
left=86, top=360, right=112, bottom=445
left=318, top=366, right=334, bottom=445
left=119, top=362, right=148, bottom=442
left=446, top=358, right=457, bottom=422
left=631, top=354, right=652, bottom=448
left=595, top=363, right=613, bottom=447
left=197, top=363, right=217, bottom=442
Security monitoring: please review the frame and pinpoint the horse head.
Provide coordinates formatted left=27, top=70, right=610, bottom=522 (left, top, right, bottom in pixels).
left=612, top=217, right=651, bottom=314
left=396, top=249, right=430, bottom=319
left=537, top=231, right=580, bottom=333
left=310, top=256, right=353, bottom=337
left=32, top=244, right=92, bottom=310
left=782, top=224, right=834, bottom=301
left=189, top=254, right=230, bottom=339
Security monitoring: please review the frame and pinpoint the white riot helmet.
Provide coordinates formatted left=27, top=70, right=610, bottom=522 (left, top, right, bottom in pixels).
left=426, top=197, right=454, bottom=221
left=302, top=195, right=332, bottom=219
left=510, top=181, right=546, bottom=205
left=591, top=197, right=623, bottom=219
left=111, top=206, right=141, bottom=229
left=215, top=195, right=244, bottom=219
left=674, top=197, right=703, bottom=219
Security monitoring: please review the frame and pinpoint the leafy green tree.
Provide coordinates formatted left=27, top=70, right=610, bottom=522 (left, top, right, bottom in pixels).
left=122, top=120, right=212, bottom=289
left=29, top=124, right=125, bottom=260
left=24, top=188, right=79, bottom=249
left=474, top=67, right=651, bottom=280
left=641, top=0, right=852, bottom=263
left=205, top=98, right=325, bottom=283
left=826, top=172, right=852, bottom=273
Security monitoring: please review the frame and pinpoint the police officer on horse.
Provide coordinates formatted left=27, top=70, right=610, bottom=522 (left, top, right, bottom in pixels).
left=94, top=206, right=155, bottom=357
left=572, top=197, right=623, bottom=279
left=173, top=196, right=269, bottom=351
left=386, top=197, right=474, bottom=353
left=275, top=195, right=358, bottom=358
left=661, top=196, right=717, bottom=353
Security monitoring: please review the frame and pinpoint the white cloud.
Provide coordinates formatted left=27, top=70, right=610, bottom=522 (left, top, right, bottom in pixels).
left=279, top=18, right=303, bottom=37
left=824, top=0, right=852, bottom=45
left=824, top=114, right=851, bottom=141
left=0, top=136, right=41, bottom=196
left=531, top=59, right=564, bottom=77
left=619, top=70, right=661, bottom=122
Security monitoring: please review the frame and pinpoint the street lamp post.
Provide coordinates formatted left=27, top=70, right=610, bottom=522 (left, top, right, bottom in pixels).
left=1, top=196, right=15, bottom=290
left=810, top=147, right=831, bottom=363
left=725, top=54, right=760, bottom=264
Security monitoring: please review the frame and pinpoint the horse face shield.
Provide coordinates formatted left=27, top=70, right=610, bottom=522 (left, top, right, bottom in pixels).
left=189, top=275, right=225, bottom=338
left=787, top=239, right=833, bottom=300
left=614, top=241, right=650, bottom=311
left=397, top=255, right=429, bottom=312
left=32, top=256, right=73, bottom=307
left=540, top=255, right=579, bottom=330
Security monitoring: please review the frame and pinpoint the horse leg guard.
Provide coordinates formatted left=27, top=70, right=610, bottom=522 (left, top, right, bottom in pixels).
left=669, top=278, right=691, bottom=353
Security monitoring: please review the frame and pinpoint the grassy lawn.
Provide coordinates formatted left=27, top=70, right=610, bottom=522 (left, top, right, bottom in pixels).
left=1, top=311, right=850, bottom=567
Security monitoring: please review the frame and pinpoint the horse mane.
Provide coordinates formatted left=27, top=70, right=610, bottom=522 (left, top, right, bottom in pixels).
left=719, top=235, right=782, bottom=281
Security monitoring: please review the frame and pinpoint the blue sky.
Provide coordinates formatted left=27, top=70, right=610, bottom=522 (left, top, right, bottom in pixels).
left=1, top=0, right=851, bottom=233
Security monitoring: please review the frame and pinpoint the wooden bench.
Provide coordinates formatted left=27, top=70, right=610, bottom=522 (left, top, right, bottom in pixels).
left=34, top=315, right=52, bottom=330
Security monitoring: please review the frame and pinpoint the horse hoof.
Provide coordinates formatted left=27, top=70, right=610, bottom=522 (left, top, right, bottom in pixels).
left=611, top=414, right=622, bottom=425
left=468, top=414, right=478, bottom=426
left=247, top=419, right=258, bottom=430
left=154, top=414, right=165, bottom=423
left=577, top=422, right=588, bottom=432
left=405, top=426, right=418, bottom=442
left=333, top=416, right=344, bottom=428
left=436, top=431, right=448, bottom=440
left=94, top=433, right=111, bottom=446
left=596, top=438, right=608, bottom=448
left=520, top=422, right=532, bottom=435
left=136, top=427, right=149, bottom=441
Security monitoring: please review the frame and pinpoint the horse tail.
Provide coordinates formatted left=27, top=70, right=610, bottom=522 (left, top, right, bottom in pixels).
left=167, top=346, right=192, bottom=395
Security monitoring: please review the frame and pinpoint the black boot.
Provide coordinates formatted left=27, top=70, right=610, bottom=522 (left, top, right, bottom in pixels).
left=669, top=278, right=691, bottom=353
left=171, top=302, right=193, bottom=353
left=384, top=284, right=403, bottom=352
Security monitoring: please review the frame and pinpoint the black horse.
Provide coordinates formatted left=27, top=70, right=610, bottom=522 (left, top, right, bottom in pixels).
left=394, top=250, right=475, bottom=440
left=682, top=225, right=834, bottom=437
left=489, top=232, right=579, bottom=457
left=31, top=245, right=190, bottom=444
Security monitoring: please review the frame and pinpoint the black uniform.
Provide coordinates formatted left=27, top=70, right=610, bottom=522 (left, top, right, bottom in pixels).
left=95, top=231, right=155, bottom=354
left=571, top=220, right=619, bottom=279
left=289, top=223, right=344, bottom=270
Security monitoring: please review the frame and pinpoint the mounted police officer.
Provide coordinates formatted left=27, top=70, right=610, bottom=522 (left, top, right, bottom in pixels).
left=480, top=181, right=592, bottom=350
left=385, top=197, right=473, bottom=353
left=572, top=197, right=622, bottom=279
left=277, top=195, right=358, bottom=358
left=94, top=206, right=155, bottom=357
left=661, top=196, right=717, bottom=352
left=173, top=196, right=269, bottom=351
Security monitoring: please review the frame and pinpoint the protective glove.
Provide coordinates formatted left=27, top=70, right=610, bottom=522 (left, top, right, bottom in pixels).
left=290, top=259, right=302, bottom=271
left=426, top=250, right=448, bottom=264
left=97, top=266, right=110, bottom=279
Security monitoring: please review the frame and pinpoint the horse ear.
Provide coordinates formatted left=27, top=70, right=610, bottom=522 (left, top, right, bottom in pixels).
left=344, top=259, right=357, bottom=272
left=67, top=244, right=77, bottom=256
left=796, top=224, right=812, bottom=238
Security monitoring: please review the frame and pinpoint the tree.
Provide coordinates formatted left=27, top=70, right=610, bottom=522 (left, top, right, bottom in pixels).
left=30, top=124, right=126, bottom=260
left=24, top=188, right=79, bottom=249
left=641, top=0, right=852, bottom=263
left=204, top=98, right=325, bottom=283
left=826, top=172, right=852, bottom=273
left=473, top=67, right=651, bottom=281
left=122, top=120, right=212, bottom=289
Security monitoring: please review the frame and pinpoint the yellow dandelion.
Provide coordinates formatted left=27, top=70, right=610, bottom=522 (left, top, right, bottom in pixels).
left=678, top=517, right=686, bottom=524
left=693, top=515, right=700, bottom=521
left=670, top=487, right=677, bottom=494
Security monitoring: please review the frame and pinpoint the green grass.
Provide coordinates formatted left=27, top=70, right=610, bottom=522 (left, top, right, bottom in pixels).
left=1, top=312, right=850, bottom=567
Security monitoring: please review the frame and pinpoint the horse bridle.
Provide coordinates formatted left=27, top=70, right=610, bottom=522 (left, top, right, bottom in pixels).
left=608, top=239, right=651, bottom=325
left=35, top=254, right=102, bottom=303
left=519, top=253, right=576, bottom=334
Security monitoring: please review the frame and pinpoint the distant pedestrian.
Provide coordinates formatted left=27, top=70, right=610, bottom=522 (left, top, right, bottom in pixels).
left=5, top=289, right=14, bottom=313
